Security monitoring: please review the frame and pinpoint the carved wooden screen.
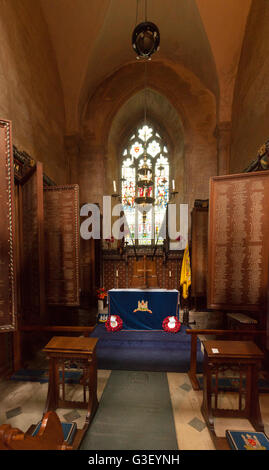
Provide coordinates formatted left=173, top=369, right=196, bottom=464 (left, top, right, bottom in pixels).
left=44, top=185, right=80, bottom=306
left=191, top=207, right=208, bottom=303
left=0, top=120, right=17, bottom=331
left=208, top=171, right=269, bottom=312
left=20, top=162, right=45, bottom=323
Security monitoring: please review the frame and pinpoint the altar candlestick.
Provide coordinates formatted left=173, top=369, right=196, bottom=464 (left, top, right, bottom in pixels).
left=113, top=180, right=117, bottom=193
left=172, top=180, right=175, bottom=191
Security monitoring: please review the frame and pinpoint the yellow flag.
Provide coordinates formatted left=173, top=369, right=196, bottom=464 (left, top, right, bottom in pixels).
left=180, top=243, right=191, bottom=299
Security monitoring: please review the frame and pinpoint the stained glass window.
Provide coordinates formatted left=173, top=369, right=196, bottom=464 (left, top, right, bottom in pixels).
left=121, top=123, right=170, bottom=246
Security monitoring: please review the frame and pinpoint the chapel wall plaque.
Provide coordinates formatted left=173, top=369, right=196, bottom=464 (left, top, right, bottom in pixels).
left=44, top=185, right=80, bottom=306
left=0, top=120, right=17, bottom=331
left=208, top=171, right=269, bottom=312
left=191, top=207, right=208, bottom=300
left=20, top=162, right=45, bottom=323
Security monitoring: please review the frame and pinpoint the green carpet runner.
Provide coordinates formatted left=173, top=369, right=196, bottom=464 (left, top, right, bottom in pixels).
left=80, top=370, right=178, bottom=450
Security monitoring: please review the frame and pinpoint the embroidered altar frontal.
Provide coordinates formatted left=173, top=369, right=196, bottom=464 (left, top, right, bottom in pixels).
left=108, top=289, right=179, bottom=330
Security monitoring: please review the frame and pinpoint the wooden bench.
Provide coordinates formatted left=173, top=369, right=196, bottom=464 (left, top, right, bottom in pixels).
left=0, top=411, right=75, bottom=450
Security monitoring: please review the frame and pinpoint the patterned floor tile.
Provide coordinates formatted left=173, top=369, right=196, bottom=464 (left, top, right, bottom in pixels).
left=6, top=407, right=22, bottom=419
left=63, top=409, right=81, bottom=422
left=180, top=382, right=192, bottom=392
left=188, top=417, right=206, bottom=432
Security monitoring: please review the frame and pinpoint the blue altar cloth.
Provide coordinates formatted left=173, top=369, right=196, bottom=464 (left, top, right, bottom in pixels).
left=108, top=288, right=180, bottom=330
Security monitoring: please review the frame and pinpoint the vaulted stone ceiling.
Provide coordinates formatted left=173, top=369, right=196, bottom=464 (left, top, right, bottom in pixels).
left=40, top=0, right=251, bottom=134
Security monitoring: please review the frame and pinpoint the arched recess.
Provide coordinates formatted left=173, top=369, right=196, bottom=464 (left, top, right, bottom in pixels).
left=79, top=59, right=217, bottom=213
left=107, top=88, right=185, bottom=208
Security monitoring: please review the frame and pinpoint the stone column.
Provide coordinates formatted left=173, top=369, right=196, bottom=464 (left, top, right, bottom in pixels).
left=79, top=134, right=106, bottom=208
left=64, top=134, right=81, bottom=184
left=78, top=134, right=106, bottom=308
left=215, top=121, right=232, bottom=175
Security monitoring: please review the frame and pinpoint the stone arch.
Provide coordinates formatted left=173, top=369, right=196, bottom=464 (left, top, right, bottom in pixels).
left=79, top=59, right=217, bottom=211
left=107, top=88, right=185, bottom=206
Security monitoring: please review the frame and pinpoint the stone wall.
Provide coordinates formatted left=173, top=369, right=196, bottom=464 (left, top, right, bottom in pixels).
left=231, top=0, right=269, bottom=174
left=0, top=0, right=67, bottom=184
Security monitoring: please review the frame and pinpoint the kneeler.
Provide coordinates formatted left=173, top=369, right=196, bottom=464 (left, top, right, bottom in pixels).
left=0, top=411, right=77, bottom=450
left=226, top=430, right=269, bottom=450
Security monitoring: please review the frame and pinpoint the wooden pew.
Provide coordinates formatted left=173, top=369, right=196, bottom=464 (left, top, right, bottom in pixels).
left=0, top=411, right=74, bottom=450
left=20, top=325, right=95, bottom=336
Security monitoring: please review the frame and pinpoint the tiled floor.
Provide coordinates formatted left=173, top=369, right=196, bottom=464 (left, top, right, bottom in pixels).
left=1, top=310, right=268, bottom=450
left=0, top=369, right=111, bottom=436
left=0, top=368, right=268, bottom=451
left=167, top=372, right=269, bottom=450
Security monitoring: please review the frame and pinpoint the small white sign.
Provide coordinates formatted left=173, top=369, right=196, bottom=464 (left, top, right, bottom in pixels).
left=212, top=348, right=219, bottom=354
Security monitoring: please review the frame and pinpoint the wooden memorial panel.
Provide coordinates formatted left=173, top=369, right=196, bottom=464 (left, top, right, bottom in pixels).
left=208, top=171, right=269, bottom=312
left=191, top=207, right=208, bottom=301
left=0, top=120, right=17, bottom=332
left=44, top=185, right=80, bottom=306
left=20, top=162, right=45, bottom=323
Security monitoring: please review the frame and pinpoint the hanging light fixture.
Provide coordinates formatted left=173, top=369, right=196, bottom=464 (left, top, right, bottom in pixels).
left=131, top=0, right=160, bottom=236
left=132, top=0, right=160, bottom=61
left=132, top=21, right=160, bottom=60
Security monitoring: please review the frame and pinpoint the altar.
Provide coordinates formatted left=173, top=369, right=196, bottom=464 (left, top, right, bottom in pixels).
left=108, top=288, right=180, bottom=330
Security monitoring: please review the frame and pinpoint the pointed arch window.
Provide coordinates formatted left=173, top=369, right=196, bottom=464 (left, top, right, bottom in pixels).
left=121, top=123, right=169, bottom=246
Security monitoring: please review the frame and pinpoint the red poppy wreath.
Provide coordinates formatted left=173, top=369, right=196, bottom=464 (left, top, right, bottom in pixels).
left=162, top=316, right=181, bottom=333
left=105, top=315, right=123, bottom=332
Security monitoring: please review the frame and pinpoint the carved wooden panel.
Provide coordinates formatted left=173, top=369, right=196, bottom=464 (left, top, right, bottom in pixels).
left=20, top=162, right=45, bottom=323
left=129, top=257, right=159, bottom=289
left=44, top=185, right=80, bottom=306
left=191, top=207, right=208, bottom=299
left=208, top=171, right=269, bottom=312
left=0, top=120, right=17, bottom=331
left=102, top=255, right=181, bottom=291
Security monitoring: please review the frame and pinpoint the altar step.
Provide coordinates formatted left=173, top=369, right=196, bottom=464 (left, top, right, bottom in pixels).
left=90, top=325, right=204, bottom=373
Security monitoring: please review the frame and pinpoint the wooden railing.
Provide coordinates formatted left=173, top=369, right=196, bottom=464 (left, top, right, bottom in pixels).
left=20, top=325, right=95, bottom=336
left=186, top=329, right=266, bottom=390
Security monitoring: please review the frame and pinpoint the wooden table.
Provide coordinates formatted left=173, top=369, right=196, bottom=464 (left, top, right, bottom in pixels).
left=108, top=288, right=179, bottom=330
left=201, top=340, right=264, bottom=447
left=43, top=336, right=99, bottom=429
